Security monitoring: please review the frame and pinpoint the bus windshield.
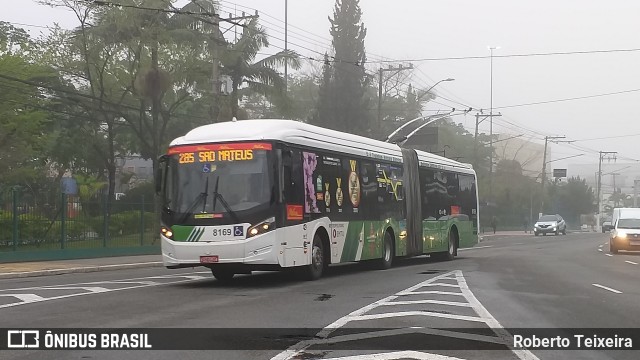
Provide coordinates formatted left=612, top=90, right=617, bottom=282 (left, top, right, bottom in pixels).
left=163, top=143, right=273, bottom=223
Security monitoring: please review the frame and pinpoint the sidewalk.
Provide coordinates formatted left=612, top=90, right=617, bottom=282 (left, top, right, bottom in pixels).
left=0, top=255, right=163, bottom=280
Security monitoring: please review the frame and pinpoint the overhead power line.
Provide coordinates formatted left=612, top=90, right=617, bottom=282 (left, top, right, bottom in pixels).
left=494, top=88, right=640, bottom=110
left=366, top=47, right=640, bottom=63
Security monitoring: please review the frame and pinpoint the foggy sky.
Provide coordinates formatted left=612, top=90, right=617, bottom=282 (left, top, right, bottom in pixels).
left=4, top=0, right=640, bottom=173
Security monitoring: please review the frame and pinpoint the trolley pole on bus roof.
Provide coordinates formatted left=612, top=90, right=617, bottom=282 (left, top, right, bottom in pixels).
left=385, top=112, right=453, bottom=145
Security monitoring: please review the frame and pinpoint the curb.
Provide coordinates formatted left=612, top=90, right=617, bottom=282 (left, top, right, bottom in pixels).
left=0, top=261, right=164, bottom=280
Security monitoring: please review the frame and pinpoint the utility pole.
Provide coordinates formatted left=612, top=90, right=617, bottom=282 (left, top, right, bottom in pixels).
left=473, top=113, right=501, bottom=184
left=597, top=151, right=617, bottom=230
left=211, top=11, right=258, bottom=121
left=540, top=136, right=566, bottom=215
left=611, top=173, right=620, bottom=207
left=378, top=64, right=413, bottom=137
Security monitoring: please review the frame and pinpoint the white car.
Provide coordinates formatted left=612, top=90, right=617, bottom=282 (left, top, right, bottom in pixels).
left=610, top=217, right=640, bottom=254
left=534, top=214, right=567, bottom=236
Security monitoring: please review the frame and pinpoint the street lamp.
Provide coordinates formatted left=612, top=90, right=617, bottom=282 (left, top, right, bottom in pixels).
left=417, top=78, right=455, bottom=102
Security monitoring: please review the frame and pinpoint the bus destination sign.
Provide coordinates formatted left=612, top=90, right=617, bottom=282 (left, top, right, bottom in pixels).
left=168, top=142, right=272, bottom=164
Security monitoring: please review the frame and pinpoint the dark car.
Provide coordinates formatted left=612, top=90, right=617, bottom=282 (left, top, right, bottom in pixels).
left=534, top=214, right=567, bottom=236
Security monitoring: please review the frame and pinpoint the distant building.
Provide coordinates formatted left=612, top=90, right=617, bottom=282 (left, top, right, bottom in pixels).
left=493, top=134, right=546, bottom=177
left=568, top=162, right=640, bottom=196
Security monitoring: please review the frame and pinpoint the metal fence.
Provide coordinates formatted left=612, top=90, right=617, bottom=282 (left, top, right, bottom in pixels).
left=0, top=189, right=159, bottom=261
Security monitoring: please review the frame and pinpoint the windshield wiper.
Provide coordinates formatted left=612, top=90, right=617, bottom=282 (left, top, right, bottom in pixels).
left=178, top=177, right=209, bottom=223
left=211, top=177, right=240, bottom=223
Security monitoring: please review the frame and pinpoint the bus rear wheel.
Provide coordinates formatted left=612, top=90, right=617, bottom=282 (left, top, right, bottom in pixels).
left=375, top=231, right=394, bottom=270
left=434, top=230, right=457, bottom=261
left=302, top=234, right=325, bottom=281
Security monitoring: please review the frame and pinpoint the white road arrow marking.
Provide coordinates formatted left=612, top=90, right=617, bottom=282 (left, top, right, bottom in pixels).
left=0, top=294, right=46, bottom=303
left=270, top=270, right=540, bottom=360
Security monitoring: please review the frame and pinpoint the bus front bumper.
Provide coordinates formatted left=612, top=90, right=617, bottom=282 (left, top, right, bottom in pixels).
left=161, top=232, right=280, bottom=269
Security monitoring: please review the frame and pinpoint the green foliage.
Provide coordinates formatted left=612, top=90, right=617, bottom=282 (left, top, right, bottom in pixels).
left=548, top=177, right=595, bottom=225
left=90, top=211, right=155, bottom=238
left=313, top=0, right=371, bottom=136
left=219, top=17, right=301, bottom=120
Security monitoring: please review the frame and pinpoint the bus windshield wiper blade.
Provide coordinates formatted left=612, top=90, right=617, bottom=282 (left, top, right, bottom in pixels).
left=211, top=178, right=240, bottom=223
left=213, top=192, right=240, bottom=223
left=178, top=177, right=209, bottom=223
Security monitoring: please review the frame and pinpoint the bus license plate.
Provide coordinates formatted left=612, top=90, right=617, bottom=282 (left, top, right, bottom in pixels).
left=630, top=240, right=640, bottom=246
left=200, top=255, right=219, bottom=263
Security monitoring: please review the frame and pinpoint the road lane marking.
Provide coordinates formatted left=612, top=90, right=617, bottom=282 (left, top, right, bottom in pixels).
left=455, top=271, right=539, bottom=360
left=599, top=245, right=604, bottom=248
left=458, top=245, right=493, bottom=251
left=625, top=261, right=638, bottom=265
left=349, top=311, right=486, bottom=323
left=270, top=270, right=539, bottom=360
left=419, top=282, right=460, bottom=288
left=605, top=254, right=613, bottom=257
left=399, top=290, right=464, bottom=296
left=323, top=350, right=467, bottom=360
left=381, top=299, right=472, bottom=307
left=0, top=272, right=210, bottom=309
left=592, top=284, right=622, bottom=294
left=598, top=249, right=603, bottom=252
left=0, top=294, right=46, bottom=302
left=0, top=272, right=210, bottom=293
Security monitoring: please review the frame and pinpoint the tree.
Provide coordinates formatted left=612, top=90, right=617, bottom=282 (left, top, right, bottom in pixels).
left=0, top=22, right=56, bottom=190
left=550, top=177, right=595, bottom=225
left=219, top=17, right=300, bottom=120
left=313, top=0, right=371, bottom=136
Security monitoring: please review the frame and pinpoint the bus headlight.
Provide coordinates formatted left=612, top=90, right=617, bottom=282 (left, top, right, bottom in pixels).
left=161, top=225, right=174, bottom=240
left=248, top=217, right=276, bottom=238
left=617, top=231, right=627, bottom=239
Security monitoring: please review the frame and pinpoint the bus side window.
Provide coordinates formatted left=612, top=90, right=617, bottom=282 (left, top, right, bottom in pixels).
left=283, top=149, right=304, bottom=205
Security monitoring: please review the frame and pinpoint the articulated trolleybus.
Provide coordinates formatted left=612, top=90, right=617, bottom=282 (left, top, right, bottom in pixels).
left=156, top=119, right=479, bottom=281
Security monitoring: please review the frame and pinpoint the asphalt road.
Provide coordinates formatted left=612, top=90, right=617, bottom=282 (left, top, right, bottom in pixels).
left=1, top=231, right=639, bottom=360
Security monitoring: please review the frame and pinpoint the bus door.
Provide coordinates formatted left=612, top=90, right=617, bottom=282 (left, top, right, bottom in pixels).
left=278, top=146, right=310, bottom=267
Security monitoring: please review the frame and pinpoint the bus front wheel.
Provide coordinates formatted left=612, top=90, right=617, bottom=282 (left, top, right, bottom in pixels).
left=302, top=234, right=325, bottom=281
left=211, top=269, right=235, bottom=283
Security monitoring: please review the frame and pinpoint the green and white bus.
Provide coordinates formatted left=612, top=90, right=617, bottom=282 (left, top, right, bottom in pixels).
left=156, top=119, right=479, bottom=281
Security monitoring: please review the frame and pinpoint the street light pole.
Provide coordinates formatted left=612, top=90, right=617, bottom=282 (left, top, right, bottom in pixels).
left=416, top=78, right=456, bottom=102
left=284, top=0, right=288, bottom=93
left=488, top=46, right=500, bottom=199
